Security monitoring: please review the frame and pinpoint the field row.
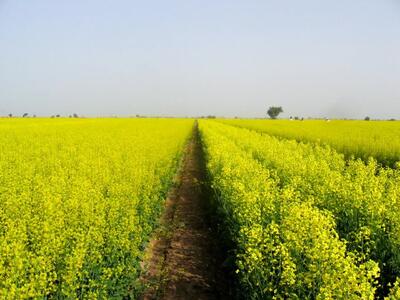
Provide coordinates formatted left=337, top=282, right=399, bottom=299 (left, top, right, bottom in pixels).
left=199, top=120, right=400, bottom=299
left=0, top=119, right=193, bottom=299
left=221, top=119, right=400, bottom=167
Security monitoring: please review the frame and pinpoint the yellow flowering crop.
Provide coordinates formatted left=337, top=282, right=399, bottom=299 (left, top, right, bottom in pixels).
left=0, top=118, right=193, bottom=299
left=221, top=119, right=400, bottom=167
left=198, top=120, right=400, bottom=299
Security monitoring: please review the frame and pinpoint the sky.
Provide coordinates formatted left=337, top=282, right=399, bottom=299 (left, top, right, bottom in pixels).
left=0, top=0, right=399, bottom=119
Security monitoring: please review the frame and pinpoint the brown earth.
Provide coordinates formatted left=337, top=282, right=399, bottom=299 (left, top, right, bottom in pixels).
left=140, top=124, right=231, bottom=300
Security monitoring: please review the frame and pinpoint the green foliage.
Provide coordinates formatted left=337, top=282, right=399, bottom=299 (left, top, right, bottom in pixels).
left=267, top=107, right=283, bottom=119
left=386, top=278, right=400, bottom=299
left=0, top=118, right=193, bottom=299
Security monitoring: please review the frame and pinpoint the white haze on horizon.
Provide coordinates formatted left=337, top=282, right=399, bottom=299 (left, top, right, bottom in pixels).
left=0, top=0, right=399, bottom=119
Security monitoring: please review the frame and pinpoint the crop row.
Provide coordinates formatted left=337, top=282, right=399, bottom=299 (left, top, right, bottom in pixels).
left=0, top=118, right=193, bottom=299
left=220, top=119, right=400, bottom=167
left=199, top=120, right=400, bottom=299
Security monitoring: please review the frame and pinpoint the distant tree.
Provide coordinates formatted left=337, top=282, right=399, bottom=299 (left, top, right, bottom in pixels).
left=267, top=106, right=283, bottom=119
left=73, top=113, right=79, bottom=118
left=364, top=116, right=370, bottom=121
left=33, top=115, right=36, bottom=118
left=389, top=118, right=396, bottom=121
left=294, top=116, right=299, bottom=120
left=8, top=113, right=12, bottom=118
left=22, top=113, right=28, bottom=117
left=56, top=114, right=60, bottom=118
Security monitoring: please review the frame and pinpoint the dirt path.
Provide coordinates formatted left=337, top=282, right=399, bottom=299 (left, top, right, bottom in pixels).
left=140, top=124, right=229, bottom=300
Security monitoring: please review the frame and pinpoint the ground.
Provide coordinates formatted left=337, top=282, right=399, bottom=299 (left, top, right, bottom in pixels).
left=140, top=125, right=231, bottom=300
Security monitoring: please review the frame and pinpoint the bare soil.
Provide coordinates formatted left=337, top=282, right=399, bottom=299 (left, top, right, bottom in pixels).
left=140, top=124, right=230, bottom=300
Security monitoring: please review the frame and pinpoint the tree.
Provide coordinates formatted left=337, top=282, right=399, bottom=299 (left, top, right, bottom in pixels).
left=8, top=113, right=12, bottom=118
left=267, top=106, right=283, bottom=119
left=364, top=116, right=370, bottom=121
left=22, top=113, right=28, bottom=117
left=73, top=113, right=79, bottom=118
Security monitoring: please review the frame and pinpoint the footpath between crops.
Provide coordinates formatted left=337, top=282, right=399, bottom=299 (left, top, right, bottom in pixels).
left=139, top=123, right=231, bottom=300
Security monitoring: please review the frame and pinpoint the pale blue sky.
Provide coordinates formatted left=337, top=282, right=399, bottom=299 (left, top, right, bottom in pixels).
left=0, top=0, right=399, bottom=118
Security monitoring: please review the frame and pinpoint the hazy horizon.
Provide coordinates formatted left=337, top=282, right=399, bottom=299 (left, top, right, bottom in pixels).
left=1, top=1, right=399, bottom=119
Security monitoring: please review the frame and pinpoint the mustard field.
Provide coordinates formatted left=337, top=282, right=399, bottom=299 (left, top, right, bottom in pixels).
left=0, top=118, right=193, bottom=299
left=199, top=120, right=400, bottom=299
left=220, top=119, right=400, bottom=167
left=1, top=117, right=400, bottom=299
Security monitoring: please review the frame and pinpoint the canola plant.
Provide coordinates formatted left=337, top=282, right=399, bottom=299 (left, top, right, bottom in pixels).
left=221, top=119, right=400, bottom=167
left=199, top=120, right=400, bottom=299
left=0, top=118, right=193, bottom=299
